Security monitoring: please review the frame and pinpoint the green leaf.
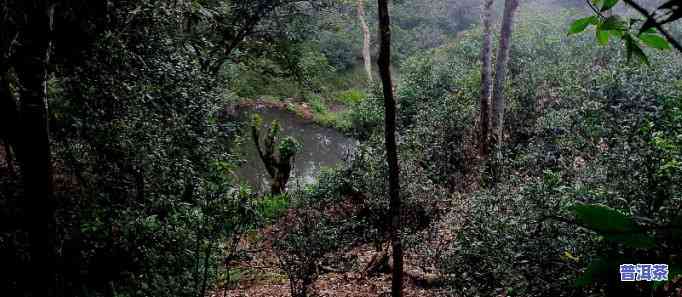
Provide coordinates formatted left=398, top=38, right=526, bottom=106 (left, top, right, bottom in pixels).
left=573, top=204, right=637, bottom=233
left=569, top=16, right=598, bottom=35
left=624, top=34, right=650, bottom=65
left=596, top=29, right=610, bottom=45
left=601, top=16, right=627, bottom=31
left=603, top=233, right=656, bottom=248
left=641, top=27, right=657, bottom=34
left=641, top=18, right=658, bottom=34
left=601, top=0, right=619, bottom=11
left=610, top=29, right=625, bottom=38
left=639, top=33, right=671, bottom=50
left=575, top=258, right=610, bottom=287
left=574, top=204, right=655, bottom=248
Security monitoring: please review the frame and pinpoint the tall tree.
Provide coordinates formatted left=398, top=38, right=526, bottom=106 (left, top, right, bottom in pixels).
left=13, top=1, right=57, bottom=296
left=376, top=0, right=402, bottom=296
left=490, top=0, right=519, bottom=157
left=478, top=0, right=494, bottom=158
left=357, top=0, right=373, bottom=83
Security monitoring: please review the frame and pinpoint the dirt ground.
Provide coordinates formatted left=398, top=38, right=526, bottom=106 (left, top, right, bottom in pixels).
left=212, top=193, right=465, bottom=297
left=213, top=242, right=448, bottom=297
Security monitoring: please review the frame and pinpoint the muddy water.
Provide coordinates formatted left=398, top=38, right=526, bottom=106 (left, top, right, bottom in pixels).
left=234, top=107, right=357, bottom=194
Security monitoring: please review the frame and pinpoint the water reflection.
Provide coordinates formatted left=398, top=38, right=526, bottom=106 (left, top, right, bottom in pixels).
left=234, top=107, right=357, bottom=193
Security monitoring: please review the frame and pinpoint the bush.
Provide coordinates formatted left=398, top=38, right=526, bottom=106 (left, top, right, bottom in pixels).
left=273, top=208, right=345, bottom=297
left=440, top=174, right=588, bottom=296
left=346, top=90, right=385, bottom=141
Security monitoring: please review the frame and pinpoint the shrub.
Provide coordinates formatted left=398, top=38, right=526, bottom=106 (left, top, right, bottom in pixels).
left=273, top=209, right=344, bottom=297
left=403, top=8, right=682, bottom=297
left=346, top=90, right=385, bottom=140
left=2, top=2, right=250, bottom=296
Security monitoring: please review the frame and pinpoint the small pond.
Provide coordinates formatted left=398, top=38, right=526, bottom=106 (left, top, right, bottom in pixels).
left=234, top=107, right=358, bottom=194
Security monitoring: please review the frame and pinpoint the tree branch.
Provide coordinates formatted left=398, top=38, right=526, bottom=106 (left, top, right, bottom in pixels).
left=622, top=0, right=682, bottom=53
left=585, top=0, right=605, bottom=19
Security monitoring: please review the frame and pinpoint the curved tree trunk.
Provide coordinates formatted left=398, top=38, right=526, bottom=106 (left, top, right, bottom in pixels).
left=251, top=121, right=296, bottom=195
left=357, top=0, right=373, bottom=83
left=376, top=1, right=403, bottom=296
left=479, top=0, right=495, bottom=158
left=490, top=0, right=519, bottom=157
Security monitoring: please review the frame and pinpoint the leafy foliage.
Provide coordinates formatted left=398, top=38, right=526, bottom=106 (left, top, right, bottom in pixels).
left=569, top=0, right=680, bottom=64
left=394, top=8, right=682, bottom=296
left=0, top=1, right=264, bottom=296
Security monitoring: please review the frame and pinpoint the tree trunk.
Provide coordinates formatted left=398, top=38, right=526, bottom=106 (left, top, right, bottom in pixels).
left=376, top=1, right=403, bottom=297
left=199, top=243, right=214, bottom=297
left=251, top=122, right=296, bottom=195
left=14, top=1, right=56, bottom=296
left=478, top=0, right=495, bottom=158
left=363, top=244, right=447, bottom=288
left=274, top=154, right=293, bottom=195
left=490, top=0, right=519, bottom=156
left=357, top=0, right=373, bottom=83
left=0, top=69, right=17, bottom=174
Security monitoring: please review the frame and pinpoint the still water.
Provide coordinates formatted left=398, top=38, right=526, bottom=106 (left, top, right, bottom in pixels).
left=234, top=107, right=357, bottom=193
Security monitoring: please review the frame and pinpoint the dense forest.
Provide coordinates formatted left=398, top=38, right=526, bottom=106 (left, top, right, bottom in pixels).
left=1, top=0, right=682, bottom=296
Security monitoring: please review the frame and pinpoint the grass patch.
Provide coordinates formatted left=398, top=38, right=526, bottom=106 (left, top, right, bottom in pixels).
left=313, top=110, right=352, bottom=132
left=300, top=93, right=353, bottom=131
left=306, top=94, right=328, bottom=113
left=253, top=194, right=290, bottom=222
left=333, top=88, right=367, bottom=105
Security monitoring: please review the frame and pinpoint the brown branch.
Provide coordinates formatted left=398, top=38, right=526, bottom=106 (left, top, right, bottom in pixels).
left=362, top=244, right=448, bottom=288
left=585, top=0, right=606, bottom=19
